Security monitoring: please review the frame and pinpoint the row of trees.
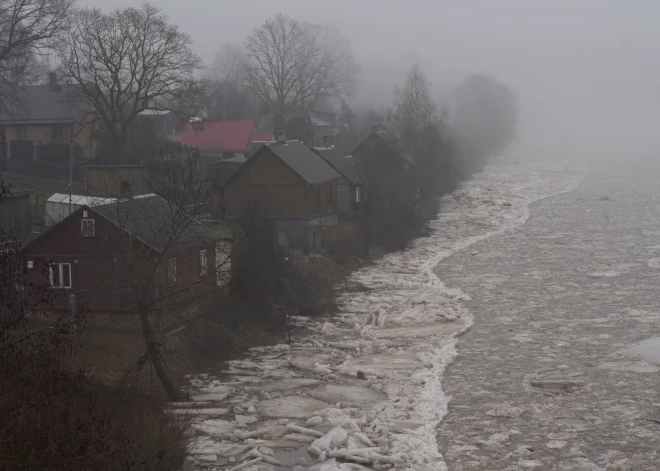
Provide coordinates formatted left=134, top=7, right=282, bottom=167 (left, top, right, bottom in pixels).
left=0, top=1, right=515, bottom=165
left=0, top=2, right=359, bottom=160
left=360, top=64, right=517, bottom=246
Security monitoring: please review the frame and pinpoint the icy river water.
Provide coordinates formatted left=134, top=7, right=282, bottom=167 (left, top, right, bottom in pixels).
left=179, top=155, right=660, bottom=470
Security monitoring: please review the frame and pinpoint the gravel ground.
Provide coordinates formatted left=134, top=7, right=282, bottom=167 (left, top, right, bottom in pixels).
left=436, top=165, right=660, bottom=471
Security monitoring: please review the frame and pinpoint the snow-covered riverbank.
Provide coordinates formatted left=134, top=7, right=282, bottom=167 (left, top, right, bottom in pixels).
left=179, top=156, right=588, bottom=471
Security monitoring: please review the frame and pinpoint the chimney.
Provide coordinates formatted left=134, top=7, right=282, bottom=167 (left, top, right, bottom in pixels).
left=48, top=72, right=57, bottom=91
left=275, top=130, right=286, bottom=143
left=372, top=125, right=378, bottom=134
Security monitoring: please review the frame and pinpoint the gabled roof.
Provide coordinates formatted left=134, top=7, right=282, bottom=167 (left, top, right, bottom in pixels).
left=312, top=146, right=364, bottom=185
left=0, top=85, right=85, bottom=124
left=265, top=141, right=339, bottom=185
left=353, top=123, right=415, bottom=166
left=181, top=120, right=254, bottom=152
left=232, top=140, right=339, bottom=186
left=310, top=109, right=339, bottom=124
left=309, top=111, right=340, bottom=136
left=92, top=195, right=216, bottom=253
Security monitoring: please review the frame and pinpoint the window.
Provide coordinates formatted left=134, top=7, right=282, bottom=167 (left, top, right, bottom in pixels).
left=51, top=125, right=63, bottom=142
left=167, top=258, right=177, bottom=284
left=16, top=126, right=27, bottom=140
left=315, top=189, right=321, bottom=206
left=50, top=263, right=71, bottom=288
left=81, top=218, right=95, bottom=236
left=355, top=186, right=361, bottom=203
left=327, top=184, right=333, bottom=204
left=199, top=249, right=208, bottom=276
left=27, top=260, right=34, bottom=269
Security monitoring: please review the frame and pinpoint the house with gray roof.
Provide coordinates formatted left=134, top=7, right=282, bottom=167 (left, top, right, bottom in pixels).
left=224, top=139, right=340, bottom=229
left=0, top=73, right=93, bottom=159
left=312, top=145, right=366, bottom=215
left=22, top=194, right=221, bottom=318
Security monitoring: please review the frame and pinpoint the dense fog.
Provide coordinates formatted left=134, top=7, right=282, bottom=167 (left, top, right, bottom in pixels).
left=81, top=0, right=660, bottom=158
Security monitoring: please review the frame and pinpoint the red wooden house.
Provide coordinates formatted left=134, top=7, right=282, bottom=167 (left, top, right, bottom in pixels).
left=23, top=195, right=219, bottom=321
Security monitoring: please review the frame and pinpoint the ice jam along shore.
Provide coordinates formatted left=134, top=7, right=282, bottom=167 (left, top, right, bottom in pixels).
left=178, top=158, right=588, bottom=470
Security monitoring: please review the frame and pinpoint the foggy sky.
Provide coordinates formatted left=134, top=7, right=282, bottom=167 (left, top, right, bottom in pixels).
left=81, top=0, right=660, bottom=155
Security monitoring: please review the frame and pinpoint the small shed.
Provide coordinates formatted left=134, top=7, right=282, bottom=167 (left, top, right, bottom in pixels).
left=45, top=193, right=115, bottom=227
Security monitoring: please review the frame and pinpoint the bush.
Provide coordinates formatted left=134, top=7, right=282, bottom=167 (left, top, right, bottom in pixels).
left=197, top=204, right=336, bottom=356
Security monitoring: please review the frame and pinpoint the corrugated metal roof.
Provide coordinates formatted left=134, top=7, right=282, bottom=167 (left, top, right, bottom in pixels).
left=181, top=120, right=254, bottom=152
left=47, top=193, right=117, bottom=206
left=312, top=146, right=365, bottom=185
left=264, top=140, right=340, bottom=185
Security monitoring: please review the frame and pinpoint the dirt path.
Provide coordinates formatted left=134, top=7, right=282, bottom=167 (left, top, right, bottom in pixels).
left=436, top=167, right=660, bottom=471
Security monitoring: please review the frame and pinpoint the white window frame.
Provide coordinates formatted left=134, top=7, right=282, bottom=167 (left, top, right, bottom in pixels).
left=49, top=263, right=72, bottom=288
left=81, top=218, right=95, bottom=237
left=355, top=185, right=361, bottom=203
left=167, top=258, right=177, bottom=284
left=199, top=249, right=208, bottom=276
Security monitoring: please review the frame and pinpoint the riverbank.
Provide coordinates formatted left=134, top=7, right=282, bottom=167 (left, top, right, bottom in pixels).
left=177, top=155, right=588, bottom=470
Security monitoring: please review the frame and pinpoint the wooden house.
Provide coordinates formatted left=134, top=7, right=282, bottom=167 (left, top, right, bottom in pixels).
left=84, top=165, right=149, bottom=197
left=224, top=139, right=340, bottom=228
left=23, top=195, right=218, bottom=320
left=312, top=145, right=366, bottom=215
left=0, top=73, right=93, bottom=159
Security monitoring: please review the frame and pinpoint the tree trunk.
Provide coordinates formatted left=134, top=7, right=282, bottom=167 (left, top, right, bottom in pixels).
left=138, top=305, right=178, bottom=400
left=114, top=126, right=128, bottom=163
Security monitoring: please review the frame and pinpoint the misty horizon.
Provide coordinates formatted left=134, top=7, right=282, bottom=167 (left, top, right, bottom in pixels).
left=76, top=0, right=660, bottom=157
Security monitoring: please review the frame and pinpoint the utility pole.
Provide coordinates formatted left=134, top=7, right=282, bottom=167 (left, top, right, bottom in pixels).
left=69, top=142, right=74, bottom=216
left=70, top=259, right=79, bottom=333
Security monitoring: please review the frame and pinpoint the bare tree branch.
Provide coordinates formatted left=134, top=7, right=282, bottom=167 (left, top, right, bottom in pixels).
left=57, top=3, right=207, bottom=161
left=0, top=0, right=73, bottom=115
left=240, top=14, right=357, bottom=113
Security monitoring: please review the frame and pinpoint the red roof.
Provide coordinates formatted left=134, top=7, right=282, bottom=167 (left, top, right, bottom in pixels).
left=251, top=132, right=274, bottom=143
left=181, top=120, right=254, bottom=152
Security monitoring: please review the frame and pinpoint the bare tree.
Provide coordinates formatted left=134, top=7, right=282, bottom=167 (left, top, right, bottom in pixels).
left=57, top=3, right=206, bottom=161
left=86, top=155, right=232, bottom=399
left=208, top=42, right=250, bottom=120
left=454, top=73, right=518, bottom=162
left=0, top=0, right=74, bottom=115
left=241, top=14, right=357, bottom=113
left=393, top=65, right=444, bottom=157
left=209, top=42, right=247, bottom=88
